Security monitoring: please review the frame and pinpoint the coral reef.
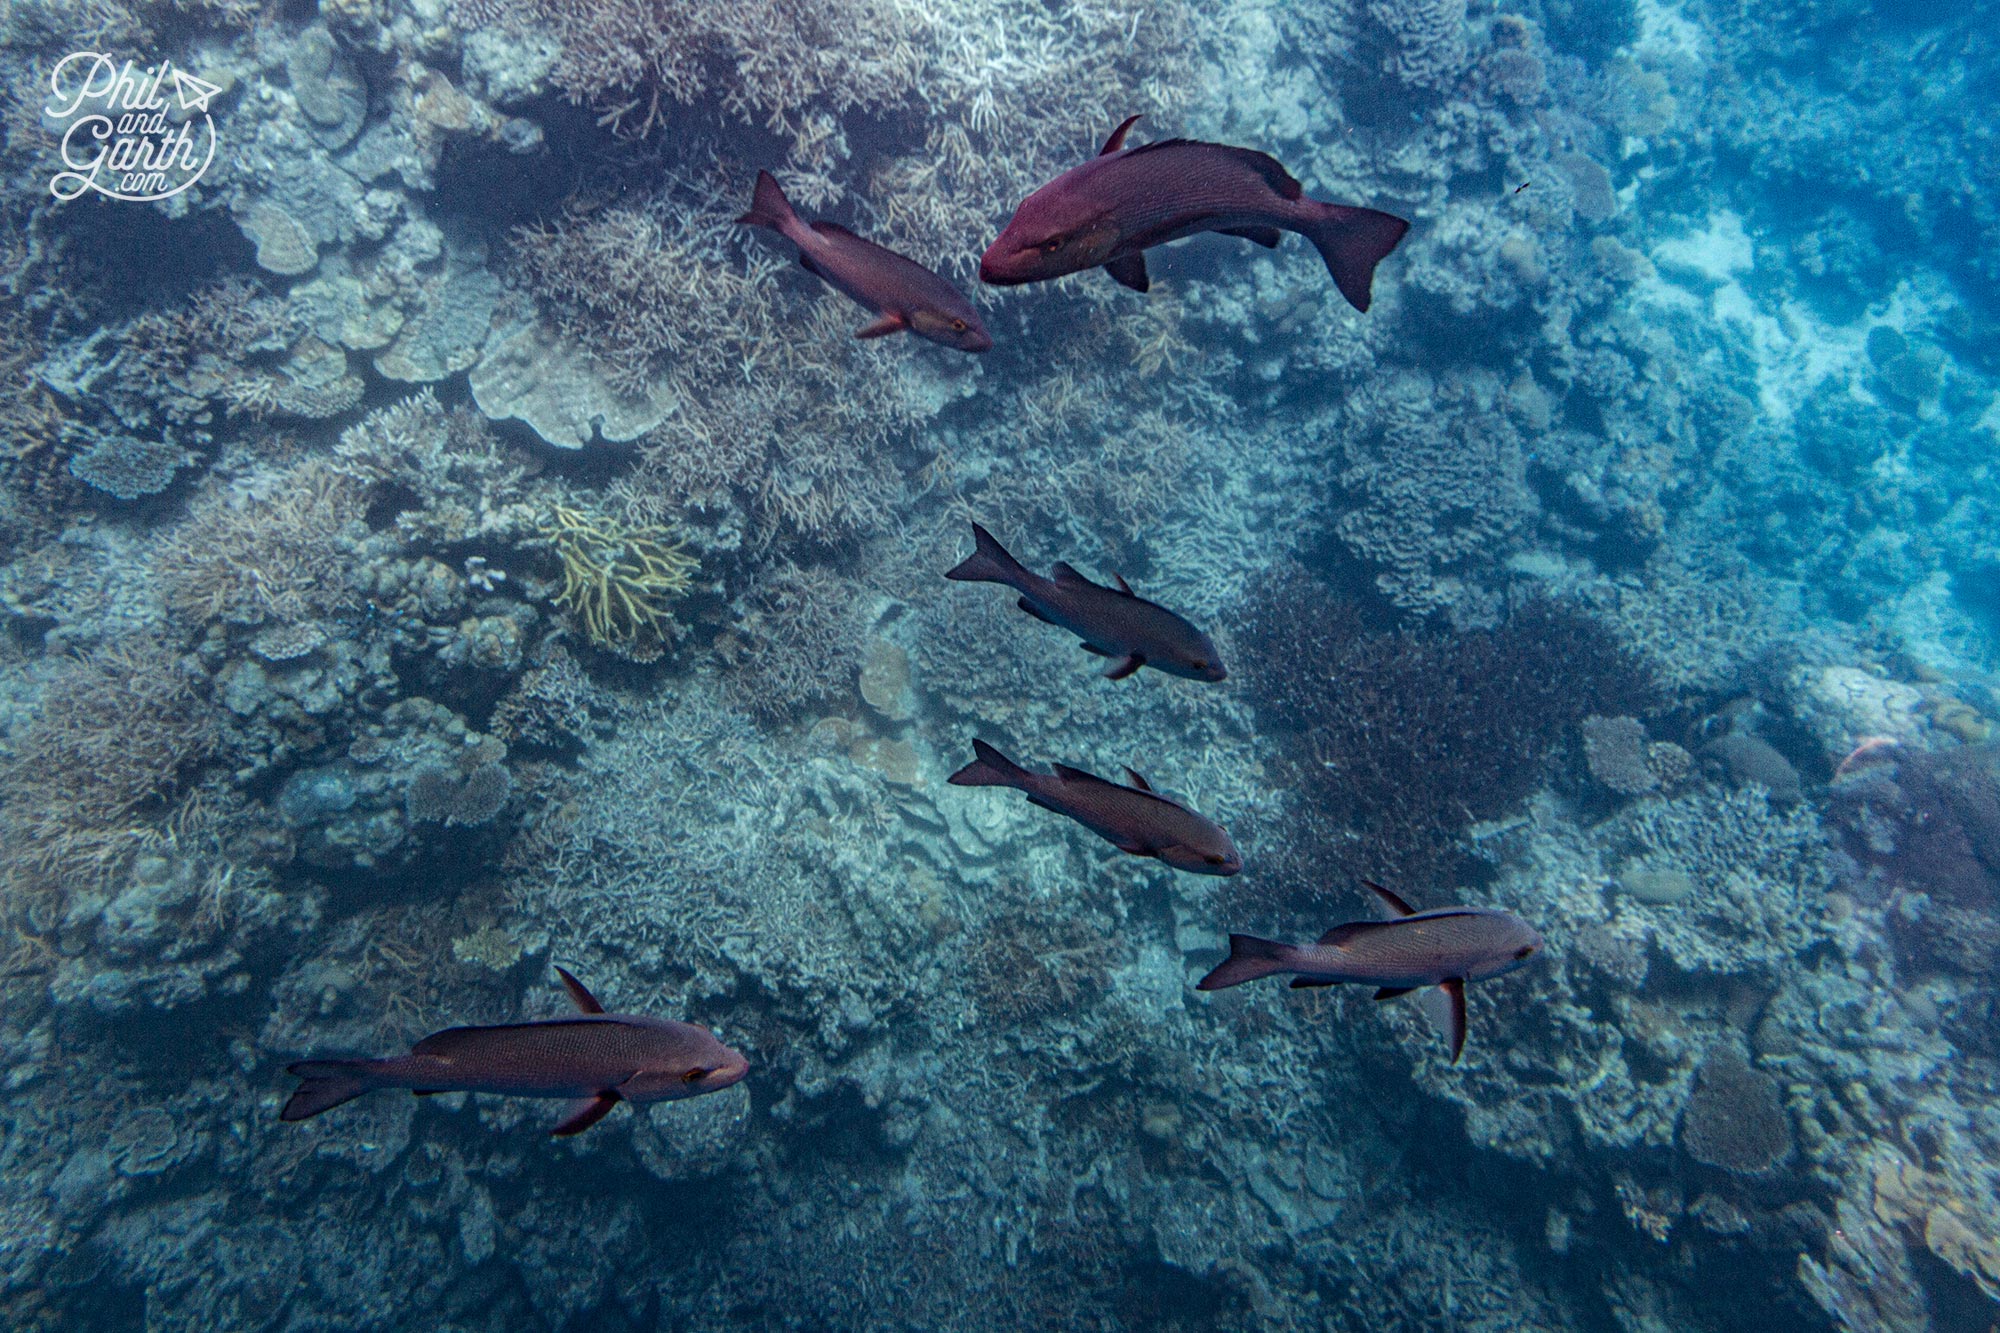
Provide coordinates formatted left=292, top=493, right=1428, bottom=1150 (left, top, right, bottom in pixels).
left=0, top=1, right=1996, bottom=1331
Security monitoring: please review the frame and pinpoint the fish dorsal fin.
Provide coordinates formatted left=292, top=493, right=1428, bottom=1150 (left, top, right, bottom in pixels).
left=1362, top=880, right=1418, bottom=917
left=556, top=966, right=606, bottom=1014
left=1121, top=140, right=1303, bottom=201
left=1113, top=573, right=1135, bottom=596
left=1051, top=762, right=1102, bottom=786
left=1123, top=767, right=1154, bottom=792
left=1100, top=114, right=1142, bottom=155
left=1315, top=922, right=1375, bottom=947
left=1049, top=562, right=1093, bottom=588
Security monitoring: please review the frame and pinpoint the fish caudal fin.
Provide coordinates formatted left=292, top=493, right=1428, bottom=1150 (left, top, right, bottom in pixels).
left=947, top=738, right=1030, bottom=789
left=736, top=170, right=800, bottom=236
left=945, top=522, right=1030, bottom=587
left=1304, top=204, right=1410, bottom=313
left=280, top=1060, right=378, bottom=1122
left=1197, top=935, right=1297, bottom=991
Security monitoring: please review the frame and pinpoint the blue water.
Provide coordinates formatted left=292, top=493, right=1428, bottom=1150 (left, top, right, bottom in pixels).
left=2, top=0, right=1997, bottom=1329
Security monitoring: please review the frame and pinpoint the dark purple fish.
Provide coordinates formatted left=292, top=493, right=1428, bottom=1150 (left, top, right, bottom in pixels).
left=281, top=967, right=749, bottom=1136
left=738, top=170, right=992, bottom=352
left=948, top=738, right=1241, bottom=875
left=1197, top=882, right=1543, bottom=1061
left=979, top=116, right=1410, bottom=313
left=946, top=522, right=1224, bottom=682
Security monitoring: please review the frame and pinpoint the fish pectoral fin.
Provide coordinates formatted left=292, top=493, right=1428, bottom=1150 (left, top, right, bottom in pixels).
left=1016, top=596, right=1061, bottom=627
left=1420, top=979, right=1469, bottom=1064
left=1104, top=254, right=1150, bottom=292
left=855, top=312, right=908, bottom=339
left=1122, top=767, right=1154, bottom=792
left=550, top=1091, right=621, bottom=1138
left=1361, top=880, right=1418, bottom=918
left=1220, top=225, right=1283, bottom=248
left=555, top=965, right=607, bottom=1014
left=797, top=251, right=827, bottom=279
left=1372, top=986, right=1416, bottom=1001
left=1288, top=977, right=1337, bottom=989
left=1112, top=573, right=1136, bottom=596
left=1103, top=654, right=1144, bottom=681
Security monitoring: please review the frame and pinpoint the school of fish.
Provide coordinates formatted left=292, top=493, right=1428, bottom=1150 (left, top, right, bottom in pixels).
left=281, top=113, right=1544, bottom=1143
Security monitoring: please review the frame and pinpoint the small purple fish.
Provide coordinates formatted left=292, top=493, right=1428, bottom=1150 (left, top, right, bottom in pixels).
left=980, top=116, right=1410, bottom=313
left=281, top=967, right=749, bottom=1136
left=949, top=738, right=1241, bottom=875
left=1197, top=882, right=1543, bottom=1061
left=946, top=522, right=1224, bottom=682
left=738, top=170, right=992, bottom=352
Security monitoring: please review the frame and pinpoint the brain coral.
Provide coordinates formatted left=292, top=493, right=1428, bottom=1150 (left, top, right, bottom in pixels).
left=1680, top=1049, right=1794, bottom=1175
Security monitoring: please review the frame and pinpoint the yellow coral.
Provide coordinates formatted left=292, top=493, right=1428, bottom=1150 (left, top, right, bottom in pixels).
left=541, top=504, right=696, bottom=659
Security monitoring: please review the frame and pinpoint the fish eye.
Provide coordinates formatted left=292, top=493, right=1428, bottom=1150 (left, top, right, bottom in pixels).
left=1514, top=945, right=1537, bottom=959
left=681, top=1067, right=708, bottom=1083
left=1042, top=237, right=1064, bottom=253
left=951, top=318, right=966, bottom=332
left=1205, top=854, right=1227, bottom=865
left=1191, top=658, right=1209, bottom=670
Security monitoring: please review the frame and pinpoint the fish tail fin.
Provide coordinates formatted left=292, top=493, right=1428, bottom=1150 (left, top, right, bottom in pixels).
left=1197, top=935, right=1297, bottom=991
left=281, top=1060, right=379, bottom=1122
left=948, top=738, right=1029, bottom=789
left=944, top=522, right=1029, bottom=588
left=736, top=170, right=799, bottom=236
left=1303, top=203, right=1410, bottom=313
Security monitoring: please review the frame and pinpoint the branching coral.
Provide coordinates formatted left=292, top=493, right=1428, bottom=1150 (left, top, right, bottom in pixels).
left=153, top=458, right=368, bottom=626
left=716, top=560, right=866, bottom=720
left=541, top=503, right=696, bottom=661
left=0, top=636, right=218, bottom=912
left=1237, top=564, right=1658, bottom=920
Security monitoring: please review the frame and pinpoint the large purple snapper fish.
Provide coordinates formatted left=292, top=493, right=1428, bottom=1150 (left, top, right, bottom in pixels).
left=1198, top=883, right=1543, bottom=1061
left=946, top=522, right=1225, bottom=682
left=949, top=738, right=1241, bottom=875
left=281, top=967, right=750, bottom=1137
left=980, top=116, right=1410, bottom=313
left=737, top=170, right=992, bottom=352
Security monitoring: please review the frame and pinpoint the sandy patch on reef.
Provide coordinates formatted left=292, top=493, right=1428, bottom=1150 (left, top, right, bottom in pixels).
left=1629, top=0, right=1708, bottom=64
left=1639, top=210, right=1951, bottom=421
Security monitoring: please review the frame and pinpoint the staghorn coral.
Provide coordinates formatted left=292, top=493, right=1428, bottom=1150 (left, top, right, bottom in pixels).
left=333, top=389, right=534, bottom=545
left=515, top=201, right=920, bottom=541
left=540, top=503, right=696, bottom=661
left=153, top=458, right=368, bottom=627
left=0, top=637, right=217, bottom=883
left=716, top=560, right=867, bottom=720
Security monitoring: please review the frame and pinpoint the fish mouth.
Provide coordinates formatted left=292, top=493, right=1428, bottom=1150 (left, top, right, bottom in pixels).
left=977, top=254, right=1031, bottom=286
